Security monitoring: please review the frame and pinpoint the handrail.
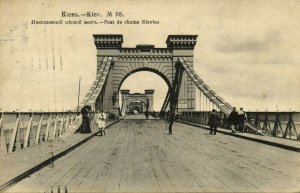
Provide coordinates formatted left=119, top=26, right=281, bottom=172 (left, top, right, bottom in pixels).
left=0, top=111, right=81, bottom=154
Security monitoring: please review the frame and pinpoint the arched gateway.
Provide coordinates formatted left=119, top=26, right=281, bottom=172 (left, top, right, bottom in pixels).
left=80, top=34, right=198, bottom=117
left=120, top=89, right=154, bottom=114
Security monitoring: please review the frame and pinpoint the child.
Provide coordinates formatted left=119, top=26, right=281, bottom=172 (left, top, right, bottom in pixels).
left=96, top=110, right=106, bottom=136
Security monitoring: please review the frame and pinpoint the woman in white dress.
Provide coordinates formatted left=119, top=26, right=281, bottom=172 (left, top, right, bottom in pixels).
left=96, top=110, right=106, bottom=136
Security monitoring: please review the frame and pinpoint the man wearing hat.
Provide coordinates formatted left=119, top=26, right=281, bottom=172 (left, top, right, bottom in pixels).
left=208, top=109, right=221, bottom=135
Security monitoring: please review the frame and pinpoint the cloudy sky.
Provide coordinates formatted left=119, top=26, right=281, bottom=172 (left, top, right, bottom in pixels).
left=0, top=0, right=299, bottom=111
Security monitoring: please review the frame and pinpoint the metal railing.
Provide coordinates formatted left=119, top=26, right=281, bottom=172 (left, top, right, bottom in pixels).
left=0, top=111, right=81, bottom=154
left=179, top=111, right=299, bottom=140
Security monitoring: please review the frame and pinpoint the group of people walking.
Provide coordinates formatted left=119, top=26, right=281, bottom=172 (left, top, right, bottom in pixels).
left=76, top=106, right=247, bottom=136
left=76, top=107, right=107, bottom=136
left=208, top=107, right=247, bottom=135
left=227, top=107, right=247, bottom=133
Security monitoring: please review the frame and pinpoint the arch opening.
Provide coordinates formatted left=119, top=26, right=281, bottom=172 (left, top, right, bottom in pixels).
left=118, top=67, right=172, bottom=91
left=119, top=70, right=169, bottom=113
left=128, top=101, right=145, bottom=114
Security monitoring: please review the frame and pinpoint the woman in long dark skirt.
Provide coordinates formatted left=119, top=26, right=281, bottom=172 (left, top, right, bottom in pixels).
left=76, top=106, right=92, bottom=133
left=79, top=114, right=91, bottom=133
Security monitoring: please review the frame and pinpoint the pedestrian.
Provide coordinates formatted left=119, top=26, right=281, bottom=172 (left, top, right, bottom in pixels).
left=208, top=109, right=220, bottom=135
left=145, top=111, right=149, bottom=119
left=96, top=110, right=106, bottom=136
left=227, top=107, right=239, bottom=133
left=77, top=106, right=91, bottom=133
left=237, top=107, right=247, bottom=132
left=153, top=111, right=156, bottom=119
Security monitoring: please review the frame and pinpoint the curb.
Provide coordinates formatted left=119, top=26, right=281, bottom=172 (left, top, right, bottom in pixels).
left=0, top=118, right=124, bottom=192
left=176, top=121, right=300, bottom=153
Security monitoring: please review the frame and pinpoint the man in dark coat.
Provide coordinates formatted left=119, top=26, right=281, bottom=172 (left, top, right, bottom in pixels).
left=209, top=109, right=220, bottom=135
left=237, top=107, right=247, bottom=132
left=145, top=111, right=149, bottom=119
left=227, top=107, right=238, bottom=133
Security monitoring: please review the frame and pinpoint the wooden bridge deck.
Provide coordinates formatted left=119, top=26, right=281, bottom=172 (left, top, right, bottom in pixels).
left=6, top=116, right=300, bottom=192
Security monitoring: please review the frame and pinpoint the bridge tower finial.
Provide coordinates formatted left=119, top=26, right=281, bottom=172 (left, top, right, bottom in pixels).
left=93, top=34, right=123, bottom=49
left=166, top=35, right=198, bottom=49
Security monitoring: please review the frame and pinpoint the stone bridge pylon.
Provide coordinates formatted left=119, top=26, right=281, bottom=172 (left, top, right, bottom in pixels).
left=80, top=34, right=198, bottom=117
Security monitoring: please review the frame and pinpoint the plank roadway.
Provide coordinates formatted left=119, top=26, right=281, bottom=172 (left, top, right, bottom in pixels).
left=5, top=116, right=300, bottom=192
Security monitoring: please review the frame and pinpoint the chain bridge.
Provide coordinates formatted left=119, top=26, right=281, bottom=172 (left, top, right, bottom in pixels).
left=0, top=34, right=299, bottom=193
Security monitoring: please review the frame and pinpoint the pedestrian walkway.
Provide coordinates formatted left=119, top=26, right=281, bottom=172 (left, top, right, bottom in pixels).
left=5, top=119, right=300, bottom=193
left=0, top=118, right=121, bottom=190
left=177, top=120, right=300, bottom=152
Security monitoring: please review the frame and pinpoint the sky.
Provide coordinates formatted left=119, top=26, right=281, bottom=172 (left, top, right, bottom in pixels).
left=0, top=0, right=299, bottom=112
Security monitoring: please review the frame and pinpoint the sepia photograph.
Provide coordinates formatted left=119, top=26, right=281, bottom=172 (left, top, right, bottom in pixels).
left=0, top=0, right=299, bottom=192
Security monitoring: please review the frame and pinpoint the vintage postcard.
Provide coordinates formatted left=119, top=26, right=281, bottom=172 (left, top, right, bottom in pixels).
left=0, top=0, right=299, bottom=192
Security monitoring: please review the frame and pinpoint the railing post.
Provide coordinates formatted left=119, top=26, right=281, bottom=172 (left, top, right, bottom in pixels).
left=23, top=113, right=33, bottom=148
left=45, top=114, right=51, bottom=141
left=0, top=113, right=3, bottom=133
left=284, top=112, right=297, bottom=140
left=285, top=113, right=291, bottom=139
left=70, top=112, right=74, bottom=125
left=290, top=113, right=297, bottom=140
left=65, top=113, right=70, bottom=133
left=262, top=112, right=271, bottom=134
left=8, top=113, right=20, bottom=153
left=254, top=112, right=261, bottom=130
left=204, top=112, right=207, bottom=125
left=0, top=113, right=7, bottom=155
left=59, top=114, right=64, bottom=136
left=202, top=111, right=205, bottom=124
left=35, top=113, right=43, bottom=144
left=273, top=112, right=283, bottom=137
left=53, top=114, right=58, bottom=138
